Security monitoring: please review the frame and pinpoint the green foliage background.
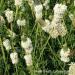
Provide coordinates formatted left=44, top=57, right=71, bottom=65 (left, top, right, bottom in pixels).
left=0, top=0, right=75, bottom=75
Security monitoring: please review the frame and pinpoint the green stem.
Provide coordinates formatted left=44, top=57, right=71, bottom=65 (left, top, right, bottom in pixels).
left=48, top=42, right=63, bottom=70
left=10, top=23, right=15, bottom=51
left=0, top=37, right=6, bottom=64
left=38, top=35, right=51, bottom=62
left=0, top=0, right=4, bottom=7
left=15, top=64, right=18, bottom=75
left=30, top=24, right=36, bottom=36
left=35, top=23, right=39, bottom=49
left=0, top=37, right=7, bottom=74
left=15, top=6, right=19, bottom=21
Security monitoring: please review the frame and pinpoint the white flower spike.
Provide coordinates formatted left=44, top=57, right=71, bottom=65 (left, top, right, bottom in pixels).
left=24, top=54, right=32, bottom=66
left=68, top=62, right=75, bottom=75
left=21, top=37, right=33, bottom=54
left=15, top=0, right=22, bottom=6
left=3, top=39, right=11, bottom=51
left=10, top=52, right=18, bottom=64
left=35, top=4, right=43, bottom=20
left=60, top=47, right=70, bottom=62
left=5, top=9, right=13, bottom=23
left=17, top=19, right=26, bottom=26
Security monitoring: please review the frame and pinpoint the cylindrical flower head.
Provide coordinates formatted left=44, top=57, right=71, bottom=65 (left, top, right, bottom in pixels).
left=35, top=4, right=43, bottom=20
left=53, top=4, right=67, bottom=16
left=15, top=0, right=22, bottom=6
left=60, top=56, right=70, bottom=62
left=68, top=63, right=75, bottom=75
left=10, top=52, right=18, bottom=64
left=61, top=4, right=67, bottom=13
left=24, top=54, right=32, bottom=66
left=21, top=37, right=33, bottom=54
left=5, top=9, right=13, bottom=23
left=17, top=19, right=26, bottom=26
left=60, top=48, right=70, bottom=57
left=3, top=39, right=11, bottom=51
left=60, top=48, right=70, bottom=62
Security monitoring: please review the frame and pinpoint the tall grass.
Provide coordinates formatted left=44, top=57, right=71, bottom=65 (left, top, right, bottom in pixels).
left=0, top=0, right=75, bottom=75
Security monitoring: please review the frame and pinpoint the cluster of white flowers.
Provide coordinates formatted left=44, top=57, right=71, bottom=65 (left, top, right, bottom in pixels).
left=17, top=19, right=26, bottom=26
left=60, top=45, right=70, bottom=62
left=40, top=4, right=67, bottom=38
left=5, top=9, right=13, bottom=23
left=21, top=37, right=33, bottom=54
left=10, top=52, right=18, bottom=64
left=21, top=36, right=33, bottom=66
left=50, top=4, right=67, bottom=38
left=3, top=39, right=11, bottom=51
left=68, top=62, right=75, bottom=75
left=43, top=0, right=50, bottom=10
left=0, top=15, right=5, bottom=24
left=34, top=4, right=43, bottom=20
left=14, top=0, right=22, bottom=7
left=53, top=4, right=67, bottom=16
left=24, top=54, right=32, bottom=66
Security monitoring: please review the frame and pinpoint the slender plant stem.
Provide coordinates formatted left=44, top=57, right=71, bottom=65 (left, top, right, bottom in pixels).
left=15, top=6, right=19, bottom=21
left=0, top=0, right=3, bottom=7
left=10, top=23, right=15, bottom=51
left=15, top=64, right=18, bottom=75
left=0, top=37, right=7, bottom=74
left=48, top=42, right=63, bottom=70
left=38, top=35, right=51, bottom=62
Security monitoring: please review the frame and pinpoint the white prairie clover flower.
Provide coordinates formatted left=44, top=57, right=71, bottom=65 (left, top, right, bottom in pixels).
left=68, top=62, right=75, bottom=75
left=60, top=57, right=70, bottom=63
left=42, top=19, right=51, bottom=33
left=38, top=4, right=67, bottom=38
left=3, top=39, right=11, bottom=51
left=53, top=4, right=67, bottom=21
left=53, top=4, right=67, bottom=16
left=5, top=9, right=13, bottom=23
left=10, top=52, right=18, bottom=64
left=24, top=54, right=32, bottom=66
left=17, top=19, right=26, bottom=26
left=49, top=4, right=67, bottom=38
left=14, top=0, right=22, bottom=6
left=0, top=15, right=5, bottom=24
left=21, top=37, right=33, bottom=54
left=60, top=48, right=70, bottom=62
left=34, top=4, right=43, bottom=20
